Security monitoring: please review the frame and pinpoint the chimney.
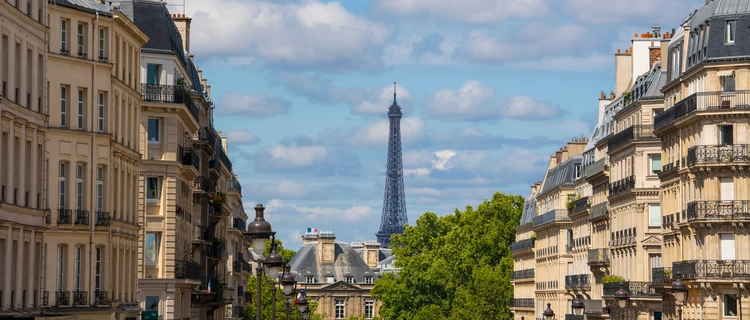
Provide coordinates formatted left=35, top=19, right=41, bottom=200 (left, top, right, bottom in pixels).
left=317, top=231, right=336, bottom=263
left=301, top=231, right=318, bottom=245
left=364, top=241, right=380, bottom=268
left=649, top=42, right=661, bottom=69
left=172, top=14, right=192, bottom=53
left=615, top=49, right=633, bottom=96
left=531, top=183, right=538, bottom=195
left=600, top=91, right=605, bottom=99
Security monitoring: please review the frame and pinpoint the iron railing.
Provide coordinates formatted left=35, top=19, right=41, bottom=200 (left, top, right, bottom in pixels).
left=174, top=260, right=202, bottom=280
left=510, top=298, right=534, bottom=308
left=55, top=291, right=70, bottom=306
left=95, top=211, right=110, bottom=226
left=510, top=269, right=535, bottom=280
left=233, top=218, right=246, bottom=231
left=73, top=290, right=88, bottom=305
left=181, top=146, right=200, bottom=171
left=216, top=147, right=233, bottom=173
left=228, top=179, right=242, bottom=194
left=585, top=157, right=607, bottom=177
left=193, top=225, right=212, bottom=242
left=532, top=209, right=570, bottom=229
left=609, top=176, right=635, bottom=196
left=571, top=196, right=589, bottom=214
left=42, top=291, right=49, bottom=306
left=58, top=209, right=72, bottom=224
left=686, top=200, right=750, bottom=222
left=673, top=260, right=750, bottom=279
left=656, top=91, right=750, bottom=131
left=608, top=125, right=657, bottom=150
left=510, top=238, right=536, bottom=252
left=588, top=248, right=610, bottom=265
left=687, top=144, right=750, bottom=166
left=589, top=202, right=609, bottom=221
left=565, top=315, right=585, bottom=320
left=565, top=274, right=591, bottom=288
left=94, top=291, right=109, bottom=305
left=194, top=176, right=215, bottom=193
left=196, top=127, right=217, bottom=149
left=652, top=267, right=673, bottom=284
left=603, top=282, right=660, bottom=297
left=75, top=210, right=89, bottom=225
left=141, top=84, right=187, bottom=104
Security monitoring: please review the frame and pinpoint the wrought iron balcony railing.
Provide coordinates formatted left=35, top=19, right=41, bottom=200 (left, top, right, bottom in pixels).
left=686, top=200, right=750, bottom=222
left=41, top=291, right=49, bottom=306
left=565, top=274, right=591, bottom=288
left=588, top=248, right=610, bottom=266
left=565, top=315, right=585, bottom=320
left=510, top=268, right=535, bottom=280
left=687, top=144, right=750, bottom=167
left=655, top=91, right=750, bottom=132
left=141, top=84, right=187, bottom=104
left=233, top=218, right=246, bottom=231
left=673, top=260, right=750, bottom=279
left=196, top=127, right=218, bottom=149
left=216, top=147, right=233, bottom=174
left=509, top=298, right=534, bottom=308
left=174, top=260, right=202, bottom=280
left=232, top=306, right=244, bottom=318
left=571, top=196, right=589, bottom=214
left=193, top=225, right=212, bottom=242
left=95, top=211, right=110, bottom=226
left=609, top=175, right=635, bottom=196
left=651, top=267, right=673, bottom=284
left=584, top=157, right=607, bottom=178
left=603, top=282, right=660, bottom=297
left=608, top=125, right=657, bottom=150
left=228, top=179, right=242, bottom=194
left=75, top=210, right=89, bottom=225
left=180, top=146, right=200, bottom=172
left=73, top=290, right=88, bottom=305
left=58, top=209, right=72, bottom=224
left=193, top=176, right=215, bottom=193
left=94, top=290, right=110, bottom=305
left=532, top=209, right=570, bottom=229
left=510, top=238, right=535, bottom=252
left=55, top=291, right=70, bottom=306
left=589, top=202, right=609, bottom=221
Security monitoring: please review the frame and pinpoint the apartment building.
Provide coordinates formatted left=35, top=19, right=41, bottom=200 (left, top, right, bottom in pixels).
left=226, top=177, right=252, bottom=319
left=43, top=1, right=147, bottom=320
left=654, top=1, right=750, bottom=319
left=0, top=0, right=47, bottom=314
left=510, top=183, right=540, bottom=320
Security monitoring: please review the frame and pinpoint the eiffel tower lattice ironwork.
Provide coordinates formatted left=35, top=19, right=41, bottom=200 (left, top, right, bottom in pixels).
left=376, top=83, right=408, bottom=248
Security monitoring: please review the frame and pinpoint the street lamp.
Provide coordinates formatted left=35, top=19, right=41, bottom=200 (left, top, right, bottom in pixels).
left=614, top=283, right=630, bottom=309
left=672, top=272, right=688, bottom=320
left=280, top=265, right=298, bottom=320
left=571, top=294, right=585, bottom=315
left=297, top=290, right=309, bottom=320
left=543, top=302, right=555, bottom=320
left=245, top=204, right=280, bottom=320
left=247, top=204, right=274, bottom=255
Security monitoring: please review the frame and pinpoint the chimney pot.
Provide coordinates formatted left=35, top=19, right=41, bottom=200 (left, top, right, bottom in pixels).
left=617, top=49, right=621, bottom=54
left=634, top=33, right=638, bottom=38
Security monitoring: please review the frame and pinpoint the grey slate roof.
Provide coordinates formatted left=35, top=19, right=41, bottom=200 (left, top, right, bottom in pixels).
left=626, top=62, right=665, bottom=106
left=53, top=0, right=112, bottom=14
left=288, top=242, right=378, bottom=284
left=539, top=155, right=582, bottom=195
left=519, top=188, right=538, bottom=226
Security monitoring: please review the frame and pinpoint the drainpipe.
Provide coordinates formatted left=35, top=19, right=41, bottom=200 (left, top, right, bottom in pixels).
left=89, top=11, right=99, bottom=305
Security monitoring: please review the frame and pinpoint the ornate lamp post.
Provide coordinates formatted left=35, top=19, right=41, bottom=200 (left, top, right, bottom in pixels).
left=543, top=302, right=555, bottom=320
left=571, top=294, right=585, bottom=316
left=280, top=265, right=298, bottom=320
left=614, top=283, right=630, bottom=320
left=297, top=290, right=309, bottom=320
left=671, top=272, right=688, bottom=320
left=245, top=204, right=283, bottom=320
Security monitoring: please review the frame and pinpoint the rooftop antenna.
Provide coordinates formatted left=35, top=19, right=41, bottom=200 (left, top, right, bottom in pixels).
left=393, top=82, right=397, bottom=102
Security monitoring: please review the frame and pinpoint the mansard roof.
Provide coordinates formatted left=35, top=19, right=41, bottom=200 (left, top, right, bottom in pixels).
left=539, top=155, right=582, bottom=196
left=288, top=242, right=379, bottom=284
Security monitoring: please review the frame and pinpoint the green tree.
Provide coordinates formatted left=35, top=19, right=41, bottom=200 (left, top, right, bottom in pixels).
left=244, top=275, right=324, bottom=320
left=262, top=238, right=297, bottom=264
left=372, top=192, right=524, bottom=320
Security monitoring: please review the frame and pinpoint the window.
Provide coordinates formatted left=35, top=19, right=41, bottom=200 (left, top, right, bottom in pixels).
left=96, top=166, right=104, bottom=212
left=650, top=154, right=661, bottom=174
left=719, top=125, right=733, bottom=145
left=345, top=276, right=354, bottom=284
left=56, top=246, right=65, bottom=291
left=145, top=232, right=160, bottom=264
left=305, top=276, right=315, bottom=284
left=75, top=164, right=84, bottom=211
left=364, top=277, right=373, bottom=284
left=721, top=178, right=734, bottom=201
left=60, top=19, right=68, bottom=53
left=724, top=294, right=738, bottom=317
left=94, top=247, right=102, bottom=292
left=74, top=246, right=82, bottom=291
left=575, top=164, right=582, bottom=179
left=721, top=233, right=735, bottom=260
left=146, top=177, right=160, bottom=200
left=145, top=296, right=159, bottom=312
left=97, top=92, right=105, bottom=132
left=98, top=28, right=106, bottom=60
left=146, top=64, right=161, bottom=85
left=364, top=300, right=374, bottom=319
left=726, top=20, right=736, bottom=44
left=77, top=89, right=84, bottom=129
left=60, top=86, right=67, bottom=127
left=722, top=76, right=736, bottom=92
left=147, top=118, right=160, bottom=142
left=77, top=23, right=86, bottom=56
left=58, top=162, right=67, bottom=209
left=335, top=299, right=345, bottom=319
left=649, top=204, right=661, bottom=226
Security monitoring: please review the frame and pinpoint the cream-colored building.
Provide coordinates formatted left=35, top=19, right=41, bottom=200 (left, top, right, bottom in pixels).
left=0, top=0, right=48, bottom=314
left=225, top=177, right=252, bottom=319
left=43, top=1, right=147, bottom=320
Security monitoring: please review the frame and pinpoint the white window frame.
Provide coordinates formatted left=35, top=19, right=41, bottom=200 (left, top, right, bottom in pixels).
left=726, top=20, right=736, bottom=44
left=146, top=177, right=160, bottom=201
left=58, top=162, right=67, bottom=209
left=649, top=204, right=661, bottom=226
left=345, top=276, right=354, bottom=284
left=56, top=246, right=65, bottom=291
left=364, top=277, right=373, bottom=284
left=364, top=300, right=374, bottom=319
left=75, top=164, right=84, bottom=211
left=724, top=293, right=738, bottom=317
left=335, top=299, right=345, bottom=319
left=60, top=86, right=67, bottom=127
left=719, top=125, right=734, bottom=146
left=94, top=247, right=102, bottom=292
left=147, top=118, right=160, bottom=143
left=305, top=276, right=314, bottom=284
left=77, top=89, right=84, bottom=130
left=97, top=92, right=105, bottom=132
left=60, top=19, right=68, bottom=53
left=96, top=166, right=104, bottom=212
left=145, top=232, right=160, bottom=264
left=98, top=27, right=106, bottom=60
left=74, top=246, right=82, bottom=291
left=649, top=154, right=661, bottom=175
left=77, top=23, right=86, bottom=56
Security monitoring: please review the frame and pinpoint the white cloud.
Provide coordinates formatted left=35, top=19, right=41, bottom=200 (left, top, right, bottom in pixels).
left=562, top=0, right=704, bottom=25
left=345, top=116, right=425, bottom=146
left=514, top=53, right=612, bottom=72
left=431, top=150, right=456, bottom=171
left=217, top=90, right=291, bottom=118
left=374, top=0, right=549, bottom=23
left=261, top=145, right=328, bottom=168
left=460, top=25, right=587, bottom=64
left=254, top=143, right=363, bottom=177
left=186, top=0, right=390, bottom=71
left=424, top=81, right=564, bottom=121
left=265, top=199, right=374, bottom=222
left=404, top=167, right=431, bottom=177
left=225, top=130, right=260, bottom=145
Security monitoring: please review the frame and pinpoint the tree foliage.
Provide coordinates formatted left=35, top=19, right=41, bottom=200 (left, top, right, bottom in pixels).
left=263, top=238, right=297, bottom=264
left=371, top=192, right=524, bottom=319
left=244, top=275, right=324, bottom=320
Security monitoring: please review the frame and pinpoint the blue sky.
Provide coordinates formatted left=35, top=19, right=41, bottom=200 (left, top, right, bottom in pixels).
left=171, top=0, right=704, bottom=247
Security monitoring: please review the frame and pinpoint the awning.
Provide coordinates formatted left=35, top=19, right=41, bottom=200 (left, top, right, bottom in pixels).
left=717, top=70, right=735, bottom=77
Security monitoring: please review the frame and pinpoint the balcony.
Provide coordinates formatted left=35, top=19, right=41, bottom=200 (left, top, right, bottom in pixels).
left=584, top=299, right=605, bottom=315
left=673, top=260, right=750, bottom=279
left=509, top=298, right=534, bottom=308
left=194, top=176, right=215, bottom=193
left=243, top=292, right=252, bottom=303
left=608, top=125, right=657, bottom=151
left=571, top=196, right=589, bottom=215
left=609, top=176, right=635, bottom=196
left=216, top=147, right=233, bottom=174
left=686, top=200, right=750, bottom=223
left=510, top=268, right=535, bottom=281
left=181, top=146, right=200, bottom=172
left=565, top=315, right=585, bottom=320
left=176, top=206, right=192, bottom=222
left=603, top=282, right=660, bottom=298
left=72, top=291, right=88, bottom=306
left=589, top=202, right=609, bottom=221
left=193, top=225, right=212, bottom=242
left=58, top=209, right=72, bottom=224
left=565, top=274, right=591, bottom=289
left=655, top=93, right=697, bottom=131
left=651, top=267, right=673, bottom=284
left=510, top=238, right=535, bottom=253
left=41, top=291, right=49, bottom=306
left=94, top=291, right=110, bottom=306
left=585, top=157, right=607, bottom=178
left=55, top=291, right=70, bottom=306
left=196, top=127, right=218, bottom=151
left=532, top=209, right=571, bottom=230
left=141, top=83, right=186, bottom=103
left=655, top=91, right=750, bottom=132
left=687, top=144, right=750, bottom=167
left=587, top=248, right=610, bottom=267
left=175, top=260, right=202, bottom=280
left=95, top=211, right=110, bottom=226
left=75, top=210, right=89, bottom=225
left=228, top=179, right=242, bottom=194
left=233, top=218, right=246, bottom=231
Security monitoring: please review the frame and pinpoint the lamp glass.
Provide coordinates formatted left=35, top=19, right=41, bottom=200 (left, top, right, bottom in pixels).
left=674, top=291, right=687, bottom=304
left=618, top=299, right=627, bottom=309
left=544, top=315, right=553, bottom=320
left=283, top=285, right=293, bottom=295
left=298, top=304, right=308, bottom=313
left=573, top=308, right=583, bottom=315
left=252, top=238, right=267, bottom=255
left=267, top=265, right=281, bottom=279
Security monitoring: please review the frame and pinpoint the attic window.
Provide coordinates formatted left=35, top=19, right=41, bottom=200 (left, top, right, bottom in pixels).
left=364, top=277, right=373, bottom=284
left=306, top=276, right=315, bottom=284
left=726, top=20, right=736, bottom=44
left=345, top=276, right=354, bottom=284
left=327, top=275, right=335, bottom=284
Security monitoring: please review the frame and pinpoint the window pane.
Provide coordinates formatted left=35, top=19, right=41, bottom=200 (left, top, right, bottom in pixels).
left=145, top=296, right=159, bottom=311
left=651, top=154, right=661, bottom=173
left=148, top=118, right=159, bottom=142
left=725, top=294, right=738, bottom=316
left=649, top=204, right=661, bottom=226
left=146, top=233, right=159, bottom=262
left=147, top=177, right=159, bottom=199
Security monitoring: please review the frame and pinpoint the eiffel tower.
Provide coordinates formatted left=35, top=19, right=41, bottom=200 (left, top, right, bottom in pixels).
left=376, top=83, right=408, bottom=248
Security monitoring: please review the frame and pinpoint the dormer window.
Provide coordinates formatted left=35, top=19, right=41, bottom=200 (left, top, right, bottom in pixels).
left=305, top=276, right=315, bottom=284
left=726, top=20, right=736, bottom=44
left=364, top=277, right=373, bottom=284
left=345, top=276, right=354, bottom=284
left=327, top=275, right=335, bottom=283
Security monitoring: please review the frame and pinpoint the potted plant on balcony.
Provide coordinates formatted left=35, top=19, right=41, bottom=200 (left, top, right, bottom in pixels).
left=663, top=269, right=673, bottom=284
left=602, top=274, right=625, bottom=283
